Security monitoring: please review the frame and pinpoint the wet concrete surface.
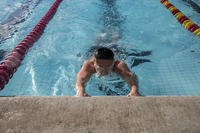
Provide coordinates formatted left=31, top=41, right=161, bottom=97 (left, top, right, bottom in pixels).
left=0, top=96, right=200, bottom=133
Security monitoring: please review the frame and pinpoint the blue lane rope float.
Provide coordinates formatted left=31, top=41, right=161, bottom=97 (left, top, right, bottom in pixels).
left=160, top=0, right=200, bottom=37
left=0, top=0, right=63, bottom=90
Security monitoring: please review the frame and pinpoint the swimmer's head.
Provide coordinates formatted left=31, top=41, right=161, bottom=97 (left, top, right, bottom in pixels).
left=94, top=47, right=115, bottom=75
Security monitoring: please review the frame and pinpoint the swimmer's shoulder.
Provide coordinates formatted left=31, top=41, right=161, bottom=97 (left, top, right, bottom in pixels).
left=114, top=60, right=124, bottom=68
left=113, top=60, right=128, bottom=72
left=82, top=59, right=96, bottom=73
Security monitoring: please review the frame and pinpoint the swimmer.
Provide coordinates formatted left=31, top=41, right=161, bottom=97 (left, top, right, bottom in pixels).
left=75, top=47, right=140, bottom=97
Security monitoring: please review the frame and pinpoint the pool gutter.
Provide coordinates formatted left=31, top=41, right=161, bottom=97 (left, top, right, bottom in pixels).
left=0, top=96, right=200, bottom=133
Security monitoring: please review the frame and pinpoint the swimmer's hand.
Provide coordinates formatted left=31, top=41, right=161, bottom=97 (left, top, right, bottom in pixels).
left=75, top=90, right=90, bottom=97
left=127, top=90, right=141, bottom=97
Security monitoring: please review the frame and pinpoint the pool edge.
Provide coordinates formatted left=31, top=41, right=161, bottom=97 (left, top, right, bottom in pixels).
left=0, top=96, right=200, bottom=132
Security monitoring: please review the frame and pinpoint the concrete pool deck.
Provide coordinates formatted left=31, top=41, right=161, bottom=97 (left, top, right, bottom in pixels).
left=0, top=96, right=200, bottom=133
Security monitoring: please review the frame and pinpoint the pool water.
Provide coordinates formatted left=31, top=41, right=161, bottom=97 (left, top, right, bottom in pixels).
left=0, top=0, right=200, bottom=96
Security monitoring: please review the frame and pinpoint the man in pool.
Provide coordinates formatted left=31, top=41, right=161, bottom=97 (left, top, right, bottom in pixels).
left=75, top=47, right=141, bottom=97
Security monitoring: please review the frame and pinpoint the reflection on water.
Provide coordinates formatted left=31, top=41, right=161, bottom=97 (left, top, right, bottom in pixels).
left=182, top=0, right=200, bottom=13
left=95, top=0, right=124, bottom=45
left=0, top=0, right=42, bottom=44
left=0, top=49, right=7, bottom=61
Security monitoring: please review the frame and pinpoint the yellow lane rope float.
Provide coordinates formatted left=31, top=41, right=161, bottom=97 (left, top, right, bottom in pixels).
left=160, top=0, right=200, bottom=37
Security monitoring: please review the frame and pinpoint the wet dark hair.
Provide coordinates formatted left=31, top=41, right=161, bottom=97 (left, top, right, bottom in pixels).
left=94, top=47, right=114, bottom=60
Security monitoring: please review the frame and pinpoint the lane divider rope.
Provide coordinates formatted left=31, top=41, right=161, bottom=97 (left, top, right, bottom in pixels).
left=160, top=0, right=200, bottom=37
left=0, top=0, right=63, bottom=90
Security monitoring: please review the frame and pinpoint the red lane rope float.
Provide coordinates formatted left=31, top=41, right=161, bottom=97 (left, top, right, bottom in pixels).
left=0, top=0, right=63, bottom=90
left=160, top=0, right=200, bottom=37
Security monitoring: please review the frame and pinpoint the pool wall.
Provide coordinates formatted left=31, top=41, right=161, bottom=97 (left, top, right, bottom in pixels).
left=0, top=96, right=199, bottom=133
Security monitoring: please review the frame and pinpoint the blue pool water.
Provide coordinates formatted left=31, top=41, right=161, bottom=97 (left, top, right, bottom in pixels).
left=0, top=0, right=200, bottom=96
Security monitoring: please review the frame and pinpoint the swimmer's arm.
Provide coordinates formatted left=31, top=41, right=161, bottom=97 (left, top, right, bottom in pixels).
left=75, top=62, right=92, bottom=97
left=116, top=61, right=140, bottom=96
